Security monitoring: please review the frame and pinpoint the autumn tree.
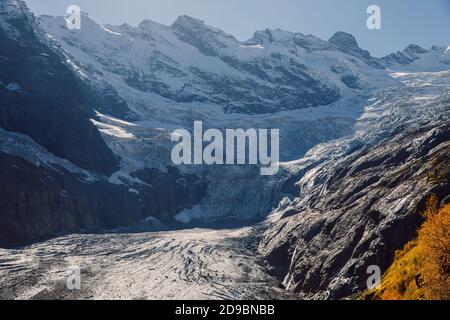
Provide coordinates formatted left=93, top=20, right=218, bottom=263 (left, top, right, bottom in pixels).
left=418, top=197, right=450, bottom=300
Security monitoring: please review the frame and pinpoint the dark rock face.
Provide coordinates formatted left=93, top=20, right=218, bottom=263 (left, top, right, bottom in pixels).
left=0, top=152, right=140, bottom=247
left=216, top=58, right=340, bottom=114
left=39, top=13, right=346, bottom=116
left=0, top=2, right=208, bottom=247
left=259, top=124, right=450, bottom=299
left=124, top=19, right=344, bottom=115
left=0, top=1, right=118, bottom=175
left=0, top=151, right=207, bottom=247
left=329, top=31, right=384, bottom=69
left=78, top=77, right=137, bottom=121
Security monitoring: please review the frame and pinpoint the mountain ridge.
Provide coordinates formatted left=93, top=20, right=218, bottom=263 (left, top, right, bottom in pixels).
left=0, top=0, right=449, bottom=300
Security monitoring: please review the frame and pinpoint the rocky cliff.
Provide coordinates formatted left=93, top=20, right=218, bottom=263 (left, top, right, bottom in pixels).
left=0, top=2, right=448, bottom=290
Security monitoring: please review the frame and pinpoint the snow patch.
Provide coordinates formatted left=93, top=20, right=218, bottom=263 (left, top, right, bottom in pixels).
left=5, top=82, right=22, bottom=92
left=240, top=44, right=264, bottom=49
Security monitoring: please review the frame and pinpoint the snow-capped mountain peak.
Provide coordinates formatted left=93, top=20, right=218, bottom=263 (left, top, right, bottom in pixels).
left=171, top=15, right=239, bottom=57
left=382, top=43, right=450, bottom=71
left=37, top=13, right=403, bottom=118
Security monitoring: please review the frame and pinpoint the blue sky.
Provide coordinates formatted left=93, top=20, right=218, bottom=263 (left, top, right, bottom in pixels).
left=25, top=0, right=450, bottom=57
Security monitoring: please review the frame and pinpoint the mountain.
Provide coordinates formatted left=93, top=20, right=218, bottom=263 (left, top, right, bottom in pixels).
left=0, top=1, right=205, bottom=246
left=38, top=14, right=395, bottom=117
left=32, top=11, right=405, bottom=226
left=381, top=44, right=450, bottom=71
left=256, top=56, right=450, bottom=298
left=0, top=0, right=448, bottom=300
left=260, top=123, right=449, bottom=299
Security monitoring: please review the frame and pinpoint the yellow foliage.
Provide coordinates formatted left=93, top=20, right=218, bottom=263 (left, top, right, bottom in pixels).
left=419, top=198, right=450, bottom=299
left=362, top=198, right=450, bottom=300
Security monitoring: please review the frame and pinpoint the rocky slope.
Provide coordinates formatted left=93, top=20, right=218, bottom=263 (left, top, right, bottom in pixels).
left=0, top=226, right=295, bottom=300
left=382, top=44, right=450, bottom=71
left=0, top=1, right=118, bottom=175
left=0, top=0, right=449, bottom=300
left=0, top=151, right=141, bottom=246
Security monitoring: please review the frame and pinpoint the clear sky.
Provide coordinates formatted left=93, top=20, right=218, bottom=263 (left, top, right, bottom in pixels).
left=25, top=0, right=450, bottom=57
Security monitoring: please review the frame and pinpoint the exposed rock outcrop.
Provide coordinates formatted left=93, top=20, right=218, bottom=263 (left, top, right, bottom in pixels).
left=0, top=151, right=207, bottom=247
left=381, top=44, right=429, bottom=67
left=37, top=13, right=404, bottom=116
left=0, top=1, right=207, bottom=247
left=329, top=31, right=384, bottom=69
left=259, top=124, right=450, bottom=299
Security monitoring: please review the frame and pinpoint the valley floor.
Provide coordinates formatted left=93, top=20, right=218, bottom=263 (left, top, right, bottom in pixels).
left=0, top=226, right=292, bottom=300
